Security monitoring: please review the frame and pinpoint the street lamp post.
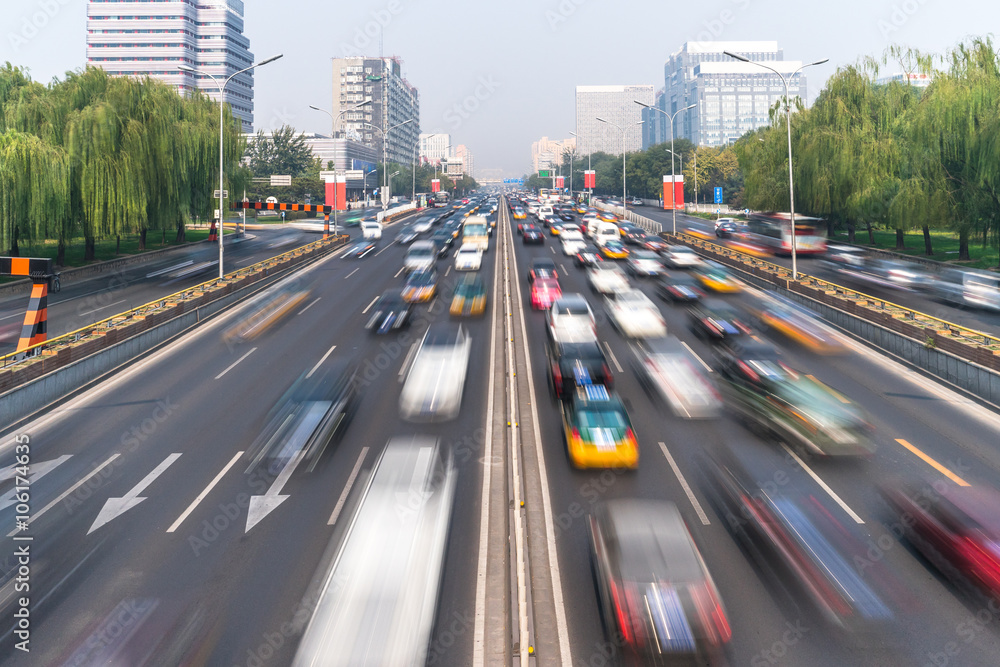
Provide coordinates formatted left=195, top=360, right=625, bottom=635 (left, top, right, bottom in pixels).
left=634, top=100, right=695, bottom=235
left=595, top=118, right=643, bottom=216
left=309, top=99, right=372, bottom=236
left=179, top=54, right=282, bottom=278
left=722, top=51, right=828, bottom=280
left=362, top=119, right=414, bottom=210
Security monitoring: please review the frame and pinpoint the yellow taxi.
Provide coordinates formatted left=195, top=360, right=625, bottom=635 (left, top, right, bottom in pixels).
left=693, top=261, right=742, bottom=293
left=598, top=211, right=619, bottom=223
left=402, top=270, right=437, bottom=303
left=449, top=274, right=487, bottom=317
left=599, top=240, right=629, bottom=260
left=560, top=385, right=638, bottom=469
left=512, top=207, right=527, bottom=219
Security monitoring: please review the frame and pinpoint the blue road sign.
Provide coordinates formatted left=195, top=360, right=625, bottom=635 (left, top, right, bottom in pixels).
left=714, top=187, right=723, bottom=204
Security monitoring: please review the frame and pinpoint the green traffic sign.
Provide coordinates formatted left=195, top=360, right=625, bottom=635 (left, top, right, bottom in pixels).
left=539, top=170, right=550, bottom=178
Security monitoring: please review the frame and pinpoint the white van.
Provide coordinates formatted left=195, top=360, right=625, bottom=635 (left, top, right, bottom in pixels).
left=405, top=240, right=437, bottom=273
left=538, top=205, right=554, bottom=220
left=361, top=221, right=382, bottom=240
left=593, top=221, right=620, bottom=246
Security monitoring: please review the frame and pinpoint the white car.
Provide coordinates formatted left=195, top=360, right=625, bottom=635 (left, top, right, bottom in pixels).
left=400, top=323, right=471, bottom=422
left=454, top=244, right=483, bottom=271
left=361, top=221, right=382, bottom=240
left=546, top=294, right=597, bottom=344
left=412, top=216, right=435, bottom=234
left=626, top=250, right=664, bottom=277
left=562, top=236, right=587, bottom=256
left=661, top=244, right=703, bottom=269
left=714, top=217, right=738, bottom=230
left=605, top=289, right=667, bottom=338
left=588, top=263, right=630, bottom=295
left=632, top=337, right=721, bottom=419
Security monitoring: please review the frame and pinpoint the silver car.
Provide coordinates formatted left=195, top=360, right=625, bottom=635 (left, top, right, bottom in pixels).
left=399, top=323, right=472, bottom=422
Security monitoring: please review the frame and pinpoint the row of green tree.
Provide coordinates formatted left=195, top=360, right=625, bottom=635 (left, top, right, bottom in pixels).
left=735, top=38, right=1000, bottom=262
left=1, top=64, right=247, bottom=262
left=522, top=141, right=744, bottom=209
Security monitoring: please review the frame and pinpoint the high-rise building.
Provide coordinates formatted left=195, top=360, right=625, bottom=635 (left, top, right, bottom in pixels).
left=331, top=56, right=420, bottom=166
left=86, top=0, right=256, bottom=132
left=455, top=145, right=475, bottom=179
left=641, top=89, right=668, bottom=150
left=575, top=85, right=653, bottom=155
left=419, top=133, right=451, bottom=165
left=664, top=41, right=807, bottom=147
left=531, top=137, right=576, bottom=173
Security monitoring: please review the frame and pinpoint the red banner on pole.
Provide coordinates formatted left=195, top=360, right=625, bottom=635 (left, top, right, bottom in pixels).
left=556, top=176, right=565, bottom=188
left=324, top=175, right=347, bottom=211
left=584, top=170, right=596, bottom=189
left=431, top=178, right=441, bottom=193
left=662, top=174, right=684, bottom=210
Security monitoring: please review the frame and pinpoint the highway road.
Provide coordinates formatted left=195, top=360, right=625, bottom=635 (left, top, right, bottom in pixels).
left=2, top=195, right=1000, bottom=665
left=637, top=205, right=1000, bottom=336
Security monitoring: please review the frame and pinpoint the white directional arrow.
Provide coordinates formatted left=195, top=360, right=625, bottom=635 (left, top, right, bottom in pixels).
left=245, top=402, right=329, bottom=532
left=0, top=455, right=73, bottom=512
left=88, top=453, right=181, bottom=534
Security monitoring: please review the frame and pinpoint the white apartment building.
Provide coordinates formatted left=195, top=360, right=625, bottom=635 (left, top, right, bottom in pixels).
left=455, top=145, right=475, bottom=179
left=574, top=85, right=653, bottom=155
left=86, top=0, right=256, bottom=132
left=531, top=136, right=576, bottom=173
left=419, top=133, right=451, bottom=164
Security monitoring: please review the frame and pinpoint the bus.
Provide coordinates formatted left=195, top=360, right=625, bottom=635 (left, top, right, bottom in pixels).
left=462, top=215, right=490, bottom=251
left=432, top=191, right=451, bottom=207
left=538, top=188, right=559, bottom=204
left=745, top=212, right=827, bottom=255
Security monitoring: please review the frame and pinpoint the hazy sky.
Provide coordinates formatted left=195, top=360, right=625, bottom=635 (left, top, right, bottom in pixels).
left=1, top=0, right=989, bottom=177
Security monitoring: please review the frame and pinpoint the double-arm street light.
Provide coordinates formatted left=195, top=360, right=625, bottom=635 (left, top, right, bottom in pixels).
left=309, top=99, right=372, bottom=234
left=634, top=100, right=695, bottom=235
left=361, top=119, right=414, bottom=210
left=722, top=51, right=828, bottom=279
left=595, top=118, right=643, bottom=214
left=179, top=54, right=283, bottom=278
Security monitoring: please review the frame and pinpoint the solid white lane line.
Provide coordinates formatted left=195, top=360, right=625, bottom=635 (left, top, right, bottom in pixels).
left=298, top=297, right=321, bottom=314
left=658, top=442, right=710, bottom=525
left=602, top=340, right=624, bottom=373
left=307, top=345, right=337, bottom=379
left=78, top=300, right=126, bottom=317
left=473, top=201, right=504, bottom=666
left=681, top=341, right=713, bottom=373
left=394, top=266, right=405, bottom=278
left=361, top=296, right=379, bottom=314
left=327, top=447, right=370, bottom=525
left=549, top=245, right=556, bottom=254
left=560, top=263, right=569, bottom=274
left=445, top=265, right=452, bottom=277
left=7, top=454, right=120, bottom=537
left=398, top=341, right=419, bottom=380
left=345, top=268, right=360, bottom=279
left=373, top=243, right=394, bottom=258
left=167, top=450, right=244, bottom=533
left=215, top=347, right=256, bottom=380
left=780, top=442, right=865, bottom=524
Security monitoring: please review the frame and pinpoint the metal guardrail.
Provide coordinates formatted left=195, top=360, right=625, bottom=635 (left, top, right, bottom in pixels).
left=376, top=202, right=417, bottom=223
left=1, top=234, right=348, bottom=369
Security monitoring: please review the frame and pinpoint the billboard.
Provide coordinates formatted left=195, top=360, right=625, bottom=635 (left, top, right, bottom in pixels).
left=324, top=174, right=347, bottom=212
left=556, top=176, right=565, bottom=188
left=431, top=178, right=441, bottom=193
left=663, top=175, right=684, bottom=210
left=584, top=170, right=596, bottom=189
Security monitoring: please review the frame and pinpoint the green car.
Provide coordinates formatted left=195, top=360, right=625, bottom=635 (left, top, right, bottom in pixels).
left=714, top=340, right=875, bottom=457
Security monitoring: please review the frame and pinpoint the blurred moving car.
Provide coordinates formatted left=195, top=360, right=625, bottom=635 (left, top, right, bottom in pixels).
left=366, top=289, right=412, bottom=334
left=411, top=215, right=435, bottom=234
left=600, top=240, right=629, bottom=260
left=881, top=479, right=1000, bottom=601
left=522, top=226, right=545, bottom=245
left=395, top=225, right=419, bottom=245
left=928, top=268, right=1000, bottom=312
left=631, top=336, right=721, bottom=419
left=661, top=244, right=703, bottom=269
left=606, top=289, right=667, bottom=339
left=512, top=207, right=527, bottom=219
left=560, top=385, right=638, bottom=469
left=562, top=235, right=587, bottom=256
left=547, top=294, right=597, bottom=344
left=714, top=339, right=876, bottom=457
left=405, top=240, right=437, bottom=273
left=528, top=258, right=558, bottom=283
left=574, top=245, right=604, bottom=268
left=546, top=339, right=613, bottom=400
left=656, top=271, right=705, bottom=304
left=402, top=269, right=437, bottom=303
left=223, top=285, right=310, bottom=344
left=399, top=322, right=472, bottom=422
left=693, top=261, right=743, bottom=293
left=703, top=449, right=896, bottom=633
left=746, top=293, right=849, bottom=354
left=625, top=250, right=664, bottom=277
left=588, top=262, right=630, bottom=295
left=589, top=500, right=731, bottom=661
left=292, top=436, right=456, bottom=667
left=454, top=244, right=484, bottom=271
left=688, top=298, right=753, bottom=342
left=246, top=363, right=360, bottom=475
left=715, top=221, right=738, bottom=238
left=531, top=277, right=563, bottom=310
left=450, top=274, right=487, bottom=317
left=342, top=240, right=378, bottom=259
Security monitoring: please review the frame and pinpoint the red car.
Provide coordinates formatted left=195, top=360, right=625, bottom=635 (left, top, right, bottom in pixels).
left=531, top=278, right=562, bottom=310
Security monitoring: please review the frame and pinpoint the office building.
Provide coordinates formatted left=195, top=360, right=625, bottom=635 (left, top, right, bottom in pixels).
left=531, top=136, right=576, bottom=173
left=419, top=133, right=451, bottom=165
left=331, top=56, right=420, bottom=166
left=664, top=41, right=807, bottom=147
left=86, top=0, right=256, bottom=132
left=641, top=89, right=669, bottom=150
left=455, top=145, right=475, bottom=179
left=575, top=85, right=653, bottom=155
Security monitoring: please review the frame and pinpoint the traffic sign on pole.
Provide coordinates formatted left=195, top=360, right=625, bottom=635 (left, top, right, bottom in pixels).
left=214, top=190, right=229, bottom=199
left=714, top=187, right=723, bottom=204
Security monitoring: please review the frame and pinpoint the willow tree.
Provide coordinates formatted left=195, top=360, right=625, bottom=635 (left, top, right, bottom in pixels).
left=0, top=130, right=70, bottom=256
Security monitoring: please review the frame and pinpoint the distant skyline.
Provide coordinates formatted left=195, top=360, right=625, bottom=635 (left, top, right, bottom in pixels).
left=1, top=0, right=989, bottom=177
